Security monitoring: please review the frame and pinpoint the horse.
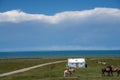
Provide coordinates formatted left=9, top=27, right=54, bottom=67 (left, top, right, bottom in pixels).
left=64, top=68, right=75, bottom=77
left=102, top=66, right=120, bottom=76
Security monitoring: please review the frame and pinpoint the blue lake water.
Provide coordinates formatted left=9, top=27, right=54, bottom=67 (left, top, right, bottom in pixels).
left=0, top=50, right=120, bottom=58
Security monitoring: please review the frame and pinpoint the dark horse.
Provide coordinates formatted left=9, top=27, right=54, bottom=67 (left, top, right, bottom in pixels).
left=102, top=66, right=120, bottom=76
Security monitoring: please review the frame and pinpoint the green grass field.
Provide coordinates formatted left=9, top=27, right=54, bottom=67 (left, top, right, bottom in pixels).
left=0, top=57, right=120, bottom=80
left=0, top=57, right=65, bottom=74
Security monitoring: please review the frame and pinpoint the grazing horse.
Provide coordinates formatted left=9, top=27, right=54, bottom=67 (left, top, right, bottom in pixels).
left=102, top=66, right=120, bottom=76
left=64, top=68, right=75, bottom=77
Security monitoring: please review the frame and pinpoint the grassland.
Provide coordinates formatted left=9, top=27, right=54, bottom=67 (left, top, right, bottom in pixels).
left=0, top=57, right=65, bottom=74
left=0, top=57, right=120, bottom=80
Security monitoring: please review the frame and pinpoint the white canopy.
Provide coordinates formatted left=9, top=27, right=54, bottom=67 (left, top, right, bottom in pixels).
left=68, top=58, right=85, bottom=63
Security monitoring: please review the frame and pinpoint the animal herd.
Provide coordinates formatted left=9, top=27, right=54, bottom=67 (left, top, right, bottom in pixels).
left=64, top=65, right=120, bottom=77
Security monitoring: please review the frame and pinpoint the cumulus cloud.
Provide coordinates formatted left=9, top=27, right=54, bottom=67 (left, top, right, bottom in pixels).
left=0, top=8, right=120, bottom=51
left=0, top=8, right=120, bottom=24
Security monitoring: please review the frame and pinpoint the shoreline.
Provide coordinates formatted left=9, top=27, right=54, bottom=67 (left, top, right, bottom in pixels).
left=0, top=56, right=120, bottom=59
left=0, top=50, right=120, bottom=58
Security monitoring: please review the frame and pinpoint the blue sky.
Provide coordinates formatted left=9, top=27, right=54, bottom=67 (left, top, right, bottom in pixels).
left=0, top=0, right=120, bottom=51
left=0, top=0, right=120, bottom=15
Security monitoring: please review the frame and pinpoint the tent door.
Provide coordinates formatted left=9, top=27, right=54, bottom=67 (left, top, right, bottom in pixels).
left=76, top=63, right=79, bottom=68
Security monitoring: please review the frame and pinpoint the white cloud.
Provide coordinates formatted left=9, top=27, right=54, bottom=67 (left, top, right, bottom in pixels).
left=38, top=46, right=120, bottom=50
left=0, top=8, right=120, bottom=24
left=0, top=46, right=120, bottom=52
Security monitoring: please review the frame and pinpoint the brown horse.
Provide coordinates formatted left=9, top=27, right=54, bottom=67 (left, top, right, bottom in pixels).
left=102, top=66, right=120, bottom=76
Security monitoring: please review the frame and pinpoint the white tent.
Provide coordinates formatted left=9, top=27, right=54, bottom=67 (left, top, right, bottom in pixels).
left=68, top=58, right=86, bottom=68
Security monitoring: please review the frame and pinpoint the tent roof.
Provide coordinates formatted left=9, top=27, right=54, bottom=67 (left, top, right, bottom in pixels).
left=68, top=58, right=85, bottom=63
